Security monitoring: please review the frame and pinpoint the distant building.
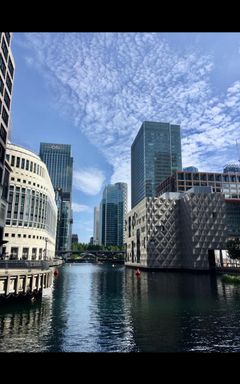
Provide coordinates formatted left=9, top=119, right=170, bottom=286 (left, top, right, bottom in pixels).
left=3, top=143, right=57, bottom=260
left=125, top=187, right=227, bottom=270
left=93, top=206, right=100, bottom=245
left=72, top=234, right=78, bottom=244
left=39, top=143, right=73, bottom=254
left=0, top=33, right=15, bottom=251
left=89, top=236, right=93, bottom=245
left=131, top=121, right=182, bottom=208
left=100, top=183, right=127, bottom=247
left=223, top=161, right=240, bottom=174
left=183, top=166, right=198, bottom=172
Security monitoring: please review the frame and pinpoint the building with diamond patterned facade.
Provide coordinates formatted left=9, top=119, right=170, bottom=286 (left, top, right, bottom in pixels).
left=125, top=187, right=227, bottom=270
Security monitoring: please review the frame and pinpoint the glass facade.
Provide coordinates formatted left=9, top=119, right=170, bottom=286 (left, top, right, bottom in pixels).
left=100, top=183, right=127, bottom=247
left=39, top=143, right=73, bottom=254
left=131, top=121, right=182, bottom=208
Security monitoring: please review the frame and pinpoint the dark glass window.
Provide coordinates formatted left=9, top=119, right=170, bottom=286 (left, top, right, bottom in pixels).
left=0, top=143, right=5, bottom=164
left=16, top=157, right=20, bottom=167
left=0, top=75, right=4, bottom=95
left=1, top=37, right=8, bottom=61
left=21, top=158, right=25, bottom=169
left=0, top=54, right=6, bottom=77
left=8, top=57, right=14, bottom=78
left=11, top=155, right=15, bottom=166
left=6, top=73, right=12, bottom=94
left=4, top=89, right=10, bottom=110
left=26, top=159, right=29, bottom=170
left=2, top=106, right=9, bottom=126
left=4, top=33, right=10, bottom=45
left=0, top=124, right=7, bottom=143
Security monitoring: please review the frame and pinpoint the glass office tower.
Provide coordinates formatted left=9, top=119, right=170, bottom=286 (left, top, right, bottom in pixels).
left=100, top=183, right=127, bottom=247
left=131, top=121, right=182, bottom=208
left=39, top=143, right=73, bottom=254
left=0, top=33, right=15, bottom=250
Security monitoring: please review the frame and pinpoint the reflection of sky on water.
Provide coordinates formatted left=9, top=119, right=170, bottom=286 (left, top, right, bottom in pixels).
left=1, top=265, right=240, bottom=352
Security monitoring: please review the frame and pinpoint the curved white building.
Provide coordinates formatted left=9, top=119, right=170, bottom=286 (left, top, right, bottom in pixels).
left=2, top=143, right=57, bottom=260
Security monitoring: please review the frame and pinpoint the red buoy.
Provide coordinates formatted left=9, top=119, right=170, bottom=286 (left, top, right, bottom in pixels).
left=54, top=269, right=59, bottom=276
left=136, top=268, right=141, bottom=276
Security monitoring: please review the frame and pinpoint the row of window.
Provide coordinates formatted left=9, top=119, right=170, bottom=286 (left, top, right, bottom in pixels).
left=3, top=247, right=44, bottom=260
left=6, top=154, right=45, bottom=177
left=177, top=172, right=240, bottom=183
left=5, top=232, right=47, bottom=240
left=10, top=177, right=46, bottom=190
left=7, top=185, right=56, bottom=237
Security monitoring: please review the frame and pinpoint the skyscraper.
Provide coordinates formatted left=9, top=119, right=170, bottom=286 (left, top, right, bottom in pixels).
left=131, top=121, right=182, bottom=208
left=0, top=33, right=15, bottom=249
left=39, top=143, right=73, bottom=254
left=100, top=183, right=127, bottom=247
left=93, top=206, right=100, bottom=245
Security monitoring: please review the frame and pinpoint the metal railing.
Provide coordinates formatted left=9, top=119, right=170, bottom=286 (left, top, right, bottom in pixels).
left=0, top=260, right=50, bottom=270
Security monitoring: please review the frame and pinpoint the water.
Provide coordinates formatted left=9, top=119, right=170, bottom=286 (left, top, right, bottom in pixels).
left=1, top=264, right=240, bottom=352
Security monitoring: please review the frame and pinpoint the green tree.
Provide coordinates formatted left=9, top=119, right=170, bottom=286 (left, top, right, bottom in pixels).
left=227, top=238, right=240, bottom=260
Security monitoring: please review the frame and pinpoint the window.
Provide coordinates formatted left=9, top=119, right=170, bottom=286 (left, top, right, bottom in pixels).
left=2, top=106, right=9, bottom=126
left=22, top=248, right=28, bottom=260
left=10, top=247, right=18, bottom=260
left=1, top=37, right=8, bottom=61
left=23, top=234, right=26, bottom=238
left=21, top=158, right=25, bottom=169
left=0, top=75, right=3, bottom=95
left=4, top=89, right=10, bottom=110
left=11, top=155, right=15, bottom=166
left=11, top=233, right=15, bottom=237
left=8, top=57, right=14, bottom=78
left=16, top=157, right=20, bottom=168
left=0, top=53, right=6, bottom=77
left=30, top=161, right=33, bottom=172
left=0, top=143, right=5, bottom=164
left=5, top=233, right=8, bottom=237
left=6, top=73, right=12, bottom=94
left=26, top=159, right=29, bottom=170
left=4, top=33, right=10, bottom=45
left=17, top=234, right=21, bottom=238
left=0, top=124, right=7, bottom=143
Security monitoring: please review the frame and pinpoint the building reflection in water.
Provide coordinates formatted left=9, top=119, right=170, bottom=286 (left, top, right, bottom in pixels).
left=90, top=264, right=137, bottom=352
left=124, top=269, right=240, bottom=352
left=0, top=293, right=53, bottom=352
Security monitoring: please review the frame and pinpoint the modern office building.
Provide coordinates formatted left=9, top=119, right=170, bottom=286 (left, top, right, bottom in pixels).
left=183, top=166, right=198, bottom=172
left=93, top=206, right=100, bottom=245
left=131, top=121, right=182, bottom=209
left=156, top=170, right=240, bottom=237
left=39, top=143, right=73, bottom=254
left=3, top=144, right=57, bottom=260
left=125, top=187, right=227, bottom=270
left=0, top=32, right=15, bottom=250
left=100, top=183, right=127, bottom=247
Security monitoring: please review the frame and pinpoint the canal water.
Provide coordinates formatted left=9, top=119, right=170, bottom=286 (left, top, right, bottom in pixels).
left=1, top=263, right=240, bottom=352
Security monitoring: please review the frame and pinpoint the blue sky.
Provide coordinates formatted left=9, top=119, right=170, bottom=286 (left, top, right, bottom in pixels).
left=11, top=32, right=240, bottom=243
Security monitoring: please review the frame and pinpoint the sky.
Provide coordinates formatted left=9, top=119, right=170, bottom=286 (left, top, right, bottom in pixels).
left=10, top=32, right=240, bottom=243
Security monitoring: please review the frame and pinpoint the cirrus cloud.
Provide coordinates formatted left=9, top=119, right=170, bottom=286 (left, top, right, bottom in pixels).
left=20, top=32, right=240, bottom=189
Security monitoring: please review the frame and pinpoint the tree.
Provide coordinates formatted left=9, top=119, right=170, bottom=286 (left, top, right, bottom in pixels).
left=226, top=238, right=240, bottom=260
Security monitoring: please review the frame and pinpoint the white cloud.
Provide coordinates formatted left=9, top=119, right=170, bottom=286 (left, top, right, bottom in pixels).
left=72, top=202, right=91, bottom=213
left=73, top=167, right=105, bottom=195
left=21, top=33, right=240, bottom=188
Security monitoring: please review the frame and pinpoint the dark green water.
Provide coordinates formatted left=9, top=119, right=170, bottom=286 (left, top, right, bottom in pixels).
left=1, top=264, right=240, bottom=352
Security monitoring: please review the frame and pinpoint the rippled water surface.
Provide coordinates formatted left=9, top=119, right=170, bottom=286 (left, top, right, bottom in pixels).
left=1, top=264, right=240, bottom=352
